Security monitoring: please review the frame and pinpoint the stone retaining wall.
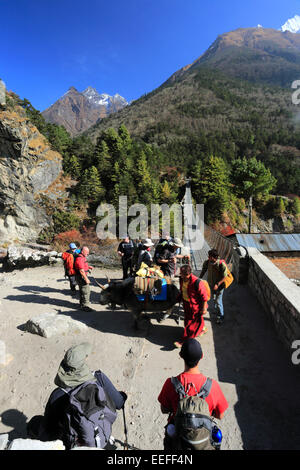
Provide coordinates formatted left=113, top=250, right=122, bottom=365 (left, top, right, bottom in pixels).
left=247, top=247, right=300, bottom=352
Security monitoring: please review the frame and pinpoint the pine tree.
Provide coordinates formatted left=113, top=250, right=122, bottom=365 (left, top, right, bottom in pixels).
left=191, top=156, right=230, bottom=221
left=94, top=139, right=112, bottom=191
left=77, top=166, right=105, bottom=203
left=63, top=154, right=81, bottom=179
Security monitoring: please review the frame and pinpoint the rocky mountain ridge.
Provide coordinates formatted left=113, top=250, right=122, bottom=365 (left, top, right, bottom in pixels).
left=42, top=86, right=128, bottom=136
left=165, top=27, right=300, bottom=88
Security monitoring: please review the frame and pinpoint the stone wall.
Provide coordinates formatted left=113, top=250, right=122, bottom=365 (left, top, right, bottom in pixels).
left=247, top=247, right=300, bottom=351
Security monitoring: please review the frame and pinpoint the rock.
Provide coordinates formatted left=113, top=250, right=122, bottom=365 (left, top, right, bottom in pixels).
left=0, top=434, right=9, bottom=450
left=0, top=104, right=62, bottom=243
left=25, top=312, right=88, bottom=338
left=3, top=245, right=61, bottom=270
left=8, top=439, right=65, bottom=450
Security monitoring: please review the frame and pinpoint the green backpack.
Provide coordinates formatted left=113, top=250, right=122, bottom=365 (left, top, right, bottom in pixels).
left=171, top=376, right=217, bottom=450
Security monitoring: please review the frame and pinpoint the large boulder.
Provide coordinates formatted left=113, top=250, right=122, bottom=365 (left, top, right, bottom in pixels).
left=25, top=312, right=88, bottom=338
left=3, top=245, right=63, bottom=270
left=0, top=104, right=62, bottom=243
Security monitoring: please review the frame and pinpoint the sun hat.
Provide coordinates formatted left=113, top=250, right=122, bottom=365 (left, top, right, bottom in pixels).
left=173, top=237, right=184, bottom=248
left=142, top=238, right=154, bottom=247
left=54, top=342, right=96, bottom=388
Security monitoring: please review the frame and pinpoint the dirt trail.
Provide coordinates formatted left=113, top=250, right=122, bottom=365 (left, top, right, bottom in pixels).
left=0, top=265, right=300, bottom=450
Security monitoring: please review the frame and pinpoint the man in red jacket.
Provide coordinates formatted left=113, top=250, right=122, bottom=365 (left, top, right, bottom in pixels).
left=74, top=246, right=94, bottom=312
left=158, top=338, right=228, bottom=450
left=174, top=264, right=210, bottom=348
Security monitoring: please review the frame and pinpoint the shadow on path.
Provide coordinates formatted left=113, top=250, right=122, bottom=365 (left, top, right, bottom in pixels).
left=210, top=283, right=300, bottom=450
left=0, top=409, right=28, bottom=441
left=5, top=277, right=183, bottom=349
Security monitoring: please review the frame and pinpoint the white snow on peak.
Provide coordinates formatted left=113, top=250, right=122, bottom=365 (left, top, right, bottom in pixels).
left=281, top=14, right=300, bottom=33
left=257, top=24, right=263, bottom=29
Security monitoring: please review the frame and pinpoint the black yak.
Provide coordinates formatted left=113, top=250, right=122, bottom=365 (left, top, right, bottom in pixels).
left=98, top=277, right=180, bottom=329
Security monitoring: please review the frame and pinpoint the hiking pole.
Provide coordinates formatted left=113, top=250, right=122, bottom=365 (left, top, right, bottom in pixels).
left=122, top=406, right=129, bottom=451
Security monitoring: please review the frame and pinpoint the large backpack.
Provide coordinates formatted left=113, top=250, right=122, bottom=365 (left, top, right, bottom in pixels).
left=62, top=251, right=77, bottom=276
left=171, top=376, right=217, bottom=450
left=219, top=260, right=234, bottom=289
left=61, top=373, right=117, bottom=449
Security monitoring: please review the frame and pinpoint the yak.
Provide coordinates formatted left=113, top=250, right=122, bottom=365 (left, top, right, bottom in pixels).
left=98, top=276, right=180, bottom=329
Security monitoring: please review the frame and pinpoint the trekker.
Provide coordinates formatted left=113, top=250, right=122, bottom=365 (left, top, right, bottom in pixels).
left=136, top=238, right=154, bottom=270
left=158, top=338, right=228, bottom=451
left=117, top=236, right=135, bottom=279
left=62, top=242, right=81, bottom=295
left=27, top=343, right=127, bottom=449
left=174, top=264, right=210, bottom=348
left=199, top=249, right=228, bottom=325
left=153, top=233, right=172, bottom=265
left=172, top=238, right=190, bottom=266
left=155, top=241, right=177, bottom=278
left=74, top=246, right=94, bottom=312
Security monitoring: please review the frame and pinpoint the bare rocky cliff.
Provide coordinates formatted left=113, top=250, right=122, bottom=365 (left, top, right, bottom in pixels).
left=0, top=103, right=63, bottom=244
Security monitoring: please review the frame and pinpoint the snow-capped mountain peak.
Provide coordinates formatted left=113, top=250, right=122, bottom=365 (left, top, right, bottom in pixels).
left=82, top=87, right=127, bottom=109
left=281, top=14, right=300, bottom=33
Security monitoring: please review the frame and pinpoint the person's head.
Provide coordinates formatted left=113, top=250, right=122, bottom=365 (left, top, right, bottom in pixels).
left=69, top=242, right=77, bottom=251
left=142, top=238, right=154, bottom=250
left=180, top=264, right=192, bottom=282
left=180, top=338, right=203, bottom=368
left=54, top=342, right=95, bottom=388
left=123, top=236, right=129, bottom=243
left=173, top=237, right=184, bottom=248
left=81, top=246, right=89, bottom=257
left=208, top=249, right=219, bottom=264
left=161, top=232, right=170, bottom=241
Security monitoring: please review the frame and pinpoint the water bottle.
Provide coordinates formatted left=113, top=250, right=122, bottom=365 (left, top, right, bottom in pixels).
left=211, top=425, right=222, bottom=449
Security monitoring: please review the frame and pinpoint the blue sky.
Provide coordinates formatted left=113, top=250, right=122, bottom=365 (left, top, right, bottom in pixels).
left=1, top=0, right=299, bottom=110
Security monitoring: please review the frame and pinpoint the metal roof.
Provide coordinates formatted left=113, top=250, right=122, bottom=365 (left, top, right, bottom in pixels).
left=235, top=233, right=300, bottom=252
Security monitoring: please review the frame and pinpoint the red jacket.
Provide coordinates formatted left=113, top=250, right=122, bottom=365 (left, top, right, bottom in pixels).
left=74, top=253, right=90, bottom=274
left=179, top=274, right=210, bottom=309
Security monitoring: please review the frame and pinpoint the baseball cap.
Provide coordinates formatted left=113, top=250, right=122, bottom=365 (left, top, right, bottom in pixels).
left=180, top=338, right=203, bottom=363
left=69, top=243, right=77, bottom=249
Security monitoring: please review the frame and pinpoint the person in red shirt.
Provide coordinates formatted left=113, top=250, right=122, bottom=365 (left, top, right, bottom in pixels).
left=174, top=264, right=210, bottom=348
left=74, top=246, right=94, bottom=312
left=158, top=338, right=228, bottom=450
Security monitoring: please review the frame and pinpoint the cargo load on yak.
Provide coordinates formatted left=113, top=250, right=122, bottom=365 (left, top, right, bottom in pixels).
left=133, top=262, right=169, bottom=301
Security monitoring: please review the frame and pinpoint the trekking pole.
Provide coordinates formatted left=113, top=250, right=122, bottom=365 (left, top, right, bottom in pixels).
left=122, top=406, right=129, bottom=451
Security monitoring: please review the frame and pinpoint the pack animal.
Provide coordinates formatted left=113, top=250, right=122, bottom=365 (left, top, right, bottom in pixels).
left=98, top=277, right=179, bottom=329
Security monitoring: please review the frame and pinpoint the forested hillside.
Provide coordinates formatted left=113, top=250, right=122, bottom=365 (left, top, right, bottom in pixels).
left=86, top=68, right=300, bottom=198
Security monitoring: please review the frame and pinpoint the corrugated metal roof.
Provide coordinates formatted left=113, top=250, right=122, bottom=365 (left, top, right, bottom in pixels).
left=235, top=233, right=300, bottom=252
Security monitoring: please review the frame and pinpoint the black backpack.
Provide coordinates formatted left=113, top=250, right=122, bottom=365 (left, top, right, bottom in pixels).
left=171, top=376, right=218, bottom=450
left=61, top=373, right=117, bottom=449
left=154, top=240, right=169, bottom=262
